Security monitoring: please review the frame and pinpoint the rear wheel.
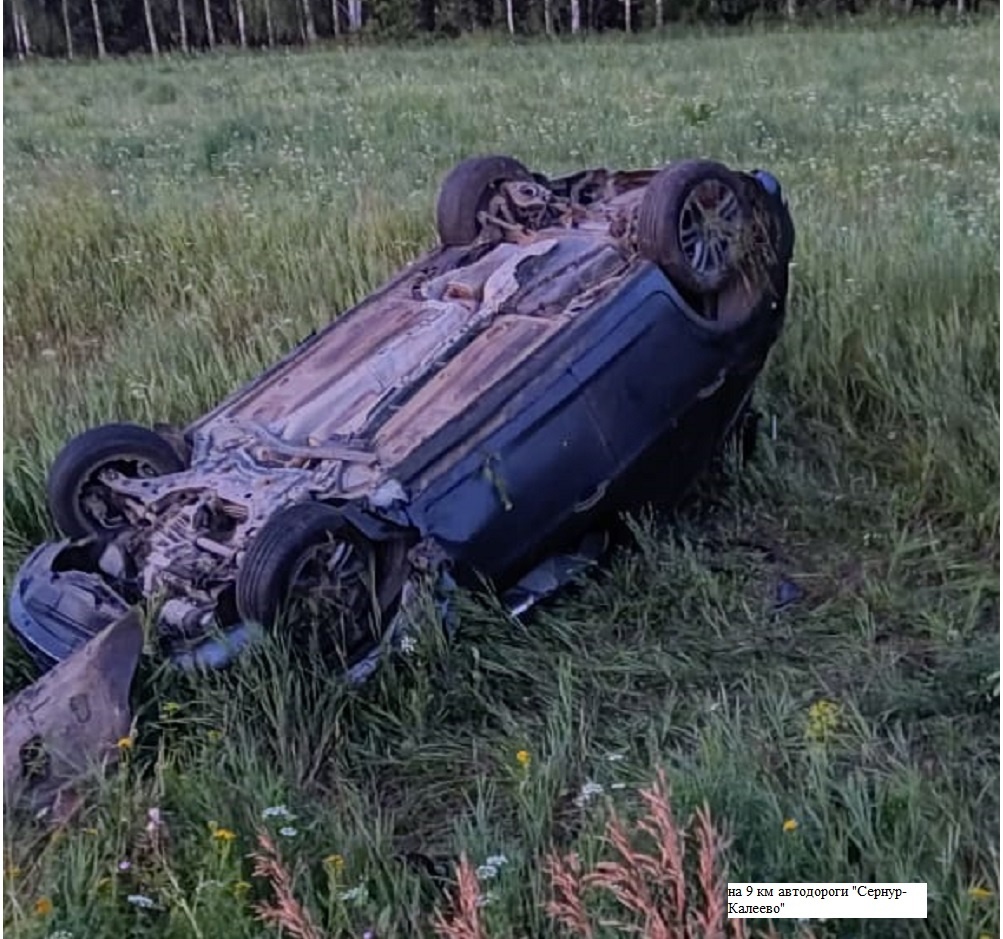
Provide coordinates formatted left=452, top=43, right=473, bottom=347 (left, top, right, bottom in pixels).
left=47, top=423, right=185, bottom=540
left=235, top=502, right=408, bottom=668
left=435, top=154, right=533, bottom=246
left=638, top=160, right=753, bottom=298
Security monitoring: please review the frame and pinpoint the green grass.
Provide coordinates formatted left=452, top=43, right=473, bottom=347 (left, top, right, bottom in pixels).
left=3, top=19, right=1000, bottom=939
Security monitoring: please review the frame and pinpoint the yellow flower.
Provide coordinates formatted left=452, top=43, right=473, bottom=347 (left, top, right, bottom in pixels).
left=233, top=880, right=251, bottom=898
left=34, top=897, right=54, bottom=916
left=116, top=735, right=134, bottom=751
left=160, top=701, right=181, bottom=717
left=324, top=854, right=346, bottom=873
left=211, top=827, right=237, bottom=843
left=782, top=818, right=799, bottom=833
left=968, top=886, right=993, bottom=901
left=805, top=699, right=842, bottom=744
left=207, top=729, right=224, bottom=744
left=515, top=749, right=531, bottom=768
left=4, top=864, right=21, bottom=880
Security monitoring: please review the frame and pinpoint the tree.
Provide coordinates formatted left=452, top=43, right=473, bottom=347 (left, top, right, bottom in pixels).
left=12, top=0, right=32, bottom=57
left=61, top=0, right=74, bottom=57
left=177, top=0, right=188, bottom=52
left=142, top=0, right=160, bottom=54
left=544, top=0, right=553, bottom=33
left=624, top=0, right=631, bottom=31
left=330, top=0, right=340, bottom=36
left=90, top=0, right=106, bottom=56
left=234, top=0, right=247, bottom=45
left=301, top=0, right=317, bottom=42
left=506, top=0, right=514, bottom=33
left=202, top=0, right=215, bottom=48
left=570, top=0, right=580, bottom=32
left=347, top=0, right=361, bottom=29
left=264, top=0, right=275, bottom=44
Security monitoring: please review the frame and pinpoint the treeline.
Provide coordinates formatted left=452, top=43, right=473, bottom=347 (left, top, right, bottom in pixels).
left=3, top=0, right=982, bottom=59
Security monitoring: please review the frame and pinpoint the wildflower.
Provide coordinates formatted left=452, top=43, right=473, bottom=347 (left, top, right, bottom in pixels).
left=146, top=808, right=163, bottom=833
left=126, top=894, right=156, bottom=909
left=206, top=728, right=224, bottom=744
left=783, top=818, right=799, bottom=833
left=610, top=782, right=627, bottom=791
left=324, top=854, right=346, bottom=873
left=484, top=854, right=508, bottom=868
left=475, top=892, right=495, bottom=907
left=339, top=884, right=369, bottom=903
left=159, top=701, right=181, bottom=718
left=116, top=736, right=134, bottom=751
left=261, top=805, right=294, bottom=820
left=47, top=931, right=74, bottom=939
left=968, top=886, right=993, bottom=901
left=278, top=826, right=298, bottom=838
left=233, top=881, right=251, bottom=898
left=211, top=827, right=237, bottom=843
left=117, top=860, right=132, bottom=872
left=476, top=864, right=499, bottom=880
left=4, top=864, right=21, bottom=880
left=399, top=634, right=417, bottom=655
left=805, top=699, right=842, bottom=744
left=605, top=751, right=627, bottom=763
left=34, top=897, right=54, bottom=916
left=515, top=749, right=531, bottom=769
left=82, top=827, right=99, bottom=836
left=574, top=780, right=604, bottom=808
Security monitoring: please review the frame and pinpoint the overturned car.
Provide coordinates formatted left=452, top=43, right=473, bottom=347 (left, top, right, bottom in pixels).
left=9, top=155, right=795, bottom=686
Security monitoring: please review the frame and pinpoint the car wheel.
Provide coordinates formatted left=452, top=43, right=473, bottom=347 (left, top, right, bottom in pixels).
left=235, top=502, right=407, bottom=667
left=435, top=154, right=534, bottom=246
left=47, top=423, right=186, bottom=540
left=638, top=160, right=754, bottom=297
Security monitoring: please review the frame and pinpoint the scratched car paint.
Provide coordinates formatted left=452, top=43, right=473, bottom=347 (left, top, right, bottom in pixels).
left=6, top=155, right=795, bottom=795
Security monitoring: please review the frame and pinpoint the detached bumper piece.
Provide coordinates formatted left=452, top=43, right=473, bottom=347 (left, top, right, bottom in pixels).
left=8, top=541, right=132, bottom=672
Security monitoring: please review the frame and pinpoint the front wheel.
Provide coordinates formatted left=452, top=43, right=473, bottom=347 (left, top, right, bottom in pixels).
left=46, top=423, right=185, bottom=540
left=435, top=154, right=534, bottom=246
left=638, top=160, right=754, bottom=298
left=235, top=502, right=409, bottom=667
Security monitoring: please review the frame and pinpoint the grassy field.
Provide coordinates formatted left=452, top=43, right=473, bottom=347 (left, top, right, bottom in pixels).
left=3, top=18, right=1000, bottom=939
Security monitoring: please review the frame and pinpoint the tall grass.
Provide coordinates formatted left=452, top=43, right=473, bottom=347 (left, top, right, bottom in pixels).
left=3, top=19, right=999, bottom=939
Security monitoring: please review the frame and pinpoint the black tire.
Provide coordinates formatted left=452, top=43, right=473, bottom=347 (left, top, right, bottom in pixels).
left=435, top=154, right=533, bottom=246
left=638, top=160, right=753, bottom=297
left=236, top=502, right=406, bottom=666
left=47, top=423, right=185, bottom=539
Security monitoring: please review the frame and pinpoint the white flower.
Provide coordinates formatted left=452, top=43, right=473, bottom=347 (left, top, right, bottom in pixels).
left=605, top=751, right=627, bottom=763
left=475, top=892, right=495, bottom=908
left=475, top=864, right=499, bottom=880
left=262, top=805, right=294, bottom=819
left=126, top=894, right=156, bottom=909
left=610, top=782, right=627, bottom=791
left=484, top=854, right=508, bottom=868
left=278, top=826, right=298, bottom=838
left=146, top=807, right=163, bottom=833
left=117, top=859, right=132, bottom=872
left=339, top=884, right=369, bottom=903
left=574, top=780, right=605, bottom=808
left=47, top=932, right=74, bottom=939
left=399, top=634, right=417, bottom=655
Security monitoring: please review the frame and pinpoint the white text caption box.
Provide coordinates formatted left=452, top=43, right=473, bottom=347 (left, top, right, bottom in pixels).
left=726, top=883, right=928, bottom=919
